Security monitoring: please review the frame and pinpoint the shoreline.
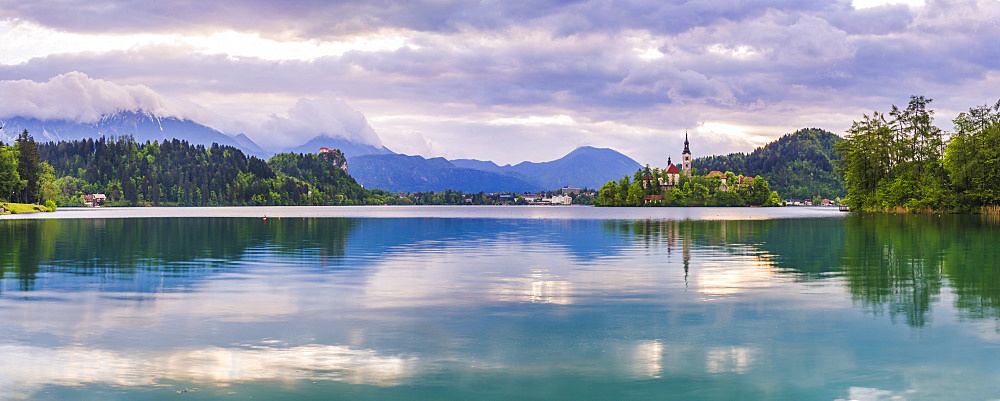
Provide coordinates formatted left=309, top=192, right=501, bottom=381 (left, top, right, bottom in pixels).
left=0, top=205, right=846, bottom=221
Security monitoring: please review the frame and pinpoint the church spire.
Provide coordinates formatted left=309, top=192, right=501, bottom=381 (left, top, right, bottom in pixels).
left=681, top=130, right=692, bottom=175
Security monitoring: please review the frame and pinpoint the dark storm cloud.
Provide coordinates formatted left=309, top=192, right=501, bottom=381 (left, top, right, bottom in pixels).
left=4, top=0, right=995, bottom=98
left=3, top=0, right=996, bottom=118
left=1, top=0, right=841, bottom=38
left=3, top=0, right=1000, bottom=162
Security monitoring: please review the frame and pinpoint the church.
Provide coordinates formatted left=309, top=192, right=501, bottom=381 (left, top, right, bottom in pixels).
left=643, top=131, right=692, bottom=193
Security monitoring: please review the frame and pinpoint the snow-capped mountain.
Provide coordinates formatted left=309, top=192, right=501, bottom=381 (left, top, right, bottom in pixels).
left=0, top=111, right=400, bottom=161
left=0, top=110, right=264, bottom=155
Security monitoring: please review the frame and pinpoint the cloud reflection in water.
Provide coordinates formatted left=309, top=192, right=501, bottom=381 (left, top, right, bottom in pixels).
left=0, top=343, right=416, bottom=396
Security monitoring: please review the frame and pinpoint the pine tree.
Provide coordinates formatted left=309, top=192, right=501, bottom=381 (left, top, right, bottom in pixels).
left=15, top=130, right=40, bottom=203
left=0, top=145, right=21, bottom=202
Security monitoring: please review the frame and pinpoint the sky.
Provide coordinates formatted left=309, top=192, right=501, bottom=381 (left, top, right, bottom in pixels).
left=1, top=0, right=999, bottom=166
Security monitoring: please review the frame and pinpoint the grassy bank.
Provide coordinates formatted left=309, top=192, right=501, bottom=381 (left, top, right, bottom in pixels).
left=1, top=202, right=51, bottom=214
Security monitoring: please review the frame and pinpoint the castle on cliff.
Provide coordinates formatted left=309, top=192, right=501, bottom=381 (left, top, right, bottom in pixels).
left=318, top=147, right=348, bottom=173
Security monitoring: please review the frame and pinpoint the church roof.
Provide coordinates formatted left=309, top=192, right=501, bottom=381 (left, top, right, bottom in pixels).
left=666, top=164, right=681, bottom=174
left=682, top=131, right=691, bottom=155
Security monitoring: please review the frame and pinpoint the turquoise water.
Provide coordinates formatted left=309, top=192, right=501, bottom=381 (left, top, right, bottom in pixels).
left=2, top=207, right=999, bottom=400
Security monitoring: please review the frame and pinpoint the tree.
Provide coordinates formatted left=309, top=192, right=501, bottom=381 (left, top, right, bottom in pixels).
left=596, top=181, right=618, bottom=206
left=123, top=177, right=139, bottom=205
left=15, top=130, right=41, bottom=203
left=0, top=145, right=22, bottom=202
left=39, top=162, right=58, bottom=203
left=836, top=112, right=892, bottom=210
left=764, top=191, right=783, bottom=207
left=691, top=182, right=709, bottom=204
left=836, top=96, right=949, bottom=212
left=945, top=99, right=1000, bottom=210
left=626, top=182, right=643, bottom=206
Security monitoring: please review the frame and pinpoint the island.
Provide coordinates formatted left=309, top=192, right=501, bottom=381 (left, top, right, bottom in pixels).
left=593, top=132, right=782, bottom=207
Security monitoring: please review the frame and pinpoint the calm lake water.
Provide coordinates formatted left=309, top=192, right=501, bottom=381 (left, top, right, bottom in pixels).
left=2, top=206, right=999, bottom=400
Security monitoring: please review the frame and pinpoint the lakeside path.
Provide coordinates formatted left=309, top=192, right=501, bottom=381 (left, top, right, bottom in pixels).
left=0, top=205, right=846, bottom=221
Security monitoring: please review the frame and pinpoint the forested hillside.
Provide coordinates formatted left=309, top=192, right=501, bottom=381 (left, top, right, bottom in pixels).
left=33, top=136, right=371, bottom=206
left=695, top=128, right=844, bottom=200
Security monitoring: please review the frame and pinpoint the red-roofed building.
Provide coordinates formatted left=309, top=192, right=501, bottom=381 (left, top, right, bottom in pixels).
left=83, top=194, right=107, bottom=207
left=708, top=170, right=729, bottom=191
left=642, top=174, right=656, bottom=189
left=662, top=164, right=681, bottom=190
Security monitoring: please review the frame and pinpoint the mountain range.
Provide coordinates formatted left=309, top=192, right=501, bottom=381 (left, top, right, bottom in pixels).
left=348, top=154, right=541, bottom=193
left=348, top=146, right=641, bottom=193
left=473, top=146, right=642, bottom=190
left=1, top=110, right=643, bottom=192
left=1, top=111, right=246, bottom=151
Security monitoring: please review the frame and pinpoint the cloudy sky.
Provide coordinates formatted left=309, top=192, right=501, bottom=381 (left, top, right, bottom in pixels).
left=1, top=0, right=998, bottom=165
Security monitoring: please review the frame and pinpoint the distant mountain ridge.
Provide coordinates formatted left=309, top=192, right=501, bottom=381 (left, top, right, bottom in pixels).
left=281, top=134, right=393, bottom=158
left=3, top=110, right=644, bottom=194
left=0, top=111, right=396, bottom=161
left=1, top=111, right=248, bottom=151
left=348, top=154, right=542, bottom=193
left=233, top=133, right=264, bottom=154
left=497, top=146, right=642, bottom=190
left=350, top=146, right=642, bottom=193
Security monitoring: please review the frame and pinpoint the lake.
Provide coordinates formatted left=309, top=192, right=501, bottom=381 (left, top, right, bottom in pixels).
left=2, top=206, right=999, bottom=400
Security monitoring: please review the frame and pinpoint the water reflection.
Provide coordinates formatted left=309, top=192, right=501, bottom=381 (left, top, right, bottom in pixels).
left=0, top=218, right=358, bottom=294
left=491, top=269, right=573, bottom=305
left=705, top=346, right=757, bottom=374
left=605, top=216, right=1000, bottom=328
left=0, top=343, right=415, bottom=391
left=5, top=216, right=1000, bottom=327
left=2, top=215, right=1000, bottom=399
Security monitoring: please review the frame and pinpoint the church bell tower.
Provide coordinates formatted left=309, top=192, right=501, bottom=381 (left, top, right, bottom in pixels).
left=682, top=130, right=692, bottom=175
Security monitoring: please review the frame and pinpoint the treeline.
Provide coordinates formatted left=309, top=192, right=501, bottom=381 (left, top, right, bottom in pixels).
left=837, top=96, right=1000, bottom=213
left=695, top=128, right=845, bottom=200
left=594, top=167, right=781, bottom=207
left=3, top=131, right=600, bottom=208
left=393, top=190, right=517, bottom=205
left=22, top=134, right=374, bottom=206
left=364, top=189, right=593, bottom=205
left=1, top=130, right=45, bottom=207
